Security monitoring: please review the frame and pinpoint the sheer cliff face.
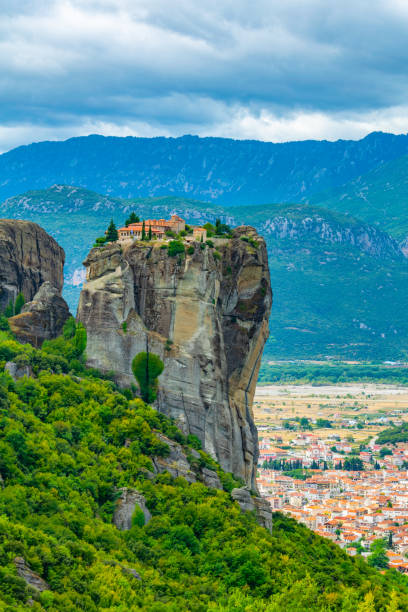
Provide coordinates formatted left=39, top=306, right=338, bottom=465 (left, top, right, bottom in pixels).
left=0, top=219, right=65, bottom=311
left=77, top=227, right=272, bottom=488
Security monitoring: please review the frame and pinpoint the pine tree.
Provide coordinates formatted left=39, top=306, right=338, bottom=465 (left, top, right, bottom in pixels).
left=106, top=219, right=118, bottom=242
left=125, top=212, right=139, bottom=226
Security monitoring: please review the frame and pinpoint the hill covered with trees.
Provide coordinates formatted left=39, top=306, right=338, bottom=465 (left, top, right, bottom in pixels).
left=0, top=321, right=407, bottom=609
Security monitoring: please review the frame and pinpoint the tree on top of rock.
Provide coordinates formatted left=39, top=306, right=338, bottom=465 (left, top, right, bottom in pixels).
left=125, top=212, right=140, bottom=226
left=106, top=219, right=118, bottom=242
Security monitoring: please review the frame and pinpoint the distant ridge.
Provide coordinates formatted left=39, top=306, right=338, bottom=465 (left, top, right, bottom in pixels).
left=2, top=131, right=408, bottom=203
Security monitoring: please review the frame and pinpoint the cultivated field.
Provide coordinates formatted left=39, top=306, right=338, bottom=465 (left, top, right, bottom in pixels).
left=253, top=383, right=408, bottom=444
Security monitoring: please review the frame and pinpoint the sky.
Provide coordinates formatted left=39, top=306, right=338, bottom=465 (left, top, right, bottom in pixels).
left=1, top=0, right=408, bottom=152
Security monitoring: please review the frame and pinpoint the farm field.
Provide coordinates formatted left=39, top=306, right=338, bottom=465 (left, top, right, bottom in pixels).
left=253, top=383, right=408, bottom=445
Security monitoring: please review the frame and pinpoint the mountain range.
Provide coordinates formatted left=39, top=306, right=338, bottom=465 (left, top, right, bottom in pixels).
left=2, top=131, right=408, bottom=206
left=1, top=132, right=408, bottom=362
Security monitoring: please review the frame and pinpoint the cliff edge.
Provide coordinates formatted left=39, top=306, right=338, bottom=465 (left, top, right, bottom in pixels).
left=77, top=226, right=272, bottom=488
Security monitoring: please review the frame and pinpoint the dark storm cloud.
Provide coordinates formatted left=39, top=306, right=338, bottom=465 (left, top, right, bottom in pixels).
left=1, top=0, right=408, bottom=151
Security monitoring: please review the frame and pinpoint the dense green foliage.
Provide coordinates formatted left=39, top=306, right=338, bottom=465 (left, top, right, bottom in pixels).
left=167, top=240, right=185, bottom=257
left=311, top=154, right=408, bottom=240
left=258, top=362, right=408, bottom=385
left=131, top=351, right=164, bottom=403
left=368, top=540, right=390, bottom=570
left=0, top=332, right=408, bottom=609
left=377, top=423, right=408, bottom=445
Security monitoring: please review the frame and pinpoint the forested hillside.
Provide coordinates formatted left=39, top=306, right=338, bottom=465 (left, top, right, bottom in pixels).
left=0, top=321, right=407, bottom=610
left=2, top=131, right=408, bottom=203
left=310, top=154, right=408, bottom=241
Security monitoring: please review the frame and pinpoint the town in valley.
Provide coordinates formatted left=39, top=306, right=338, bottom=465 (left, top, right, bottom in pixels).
left=255, top=382, right=408, bottom=572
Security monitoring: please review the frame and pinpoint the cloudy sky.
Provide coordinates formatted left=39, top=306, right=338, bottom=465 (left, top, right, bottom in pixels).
left=1, top=0, right=408, bottom=152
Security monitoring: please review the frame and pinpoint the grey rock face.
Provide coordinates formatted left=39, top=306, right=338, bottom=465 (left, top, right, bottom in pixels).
left=253, top=496, right=273, bottom=532
left=113, top=488, right=151, bottom=530
left=152, top=433, right=197, bottom=483
left=201, top=467, right=222, bottom=490
left=231, top=487, right=273, bottom=532
left=77, top=227, right=272, bottom=489
left=14, top=557, right=50, bottom=592
left=9, top=282, right=71, bottom=347
left=0, top=219, right=65, bottom=312
left=5, top=361, right=33, bottom=380
left=231, top=487, right=256, bottom=513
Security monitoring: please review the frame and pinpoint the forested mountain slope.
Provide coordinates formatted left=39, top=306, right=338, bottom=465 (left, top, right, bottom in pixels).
left=2, top=131, right=408, bottom=203
left=310, top=154, right=408, bottom=241
left=0, top=325, right=407, bottom=610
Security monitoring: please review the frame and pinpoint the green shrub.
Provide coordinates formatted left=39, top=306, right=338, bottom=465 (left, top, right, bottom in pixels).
left=213, top=250, right=221, bottom=260
left=131, top=505, right=145, bottom=528
left=206, top=240, right=214, bottom=248
left=93, top=236, right=107, bottom=247
left=63, top=316, right=77, bottom=339
left=187, top=246, right=195, bottom=255
left=122, top=321, right=128, bottom=333
left=168, top=240, right=185, bottom=257
left=0, top=316, right=10, bottom=331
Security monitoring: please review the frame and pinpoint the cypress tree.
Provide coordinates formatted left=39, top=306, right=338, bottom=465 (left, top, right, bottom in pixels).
left=142, top=221, right=146, bottom=241
left=131, top=351, right=164, bottom=403
left=148, top=224, right=152, bottom=240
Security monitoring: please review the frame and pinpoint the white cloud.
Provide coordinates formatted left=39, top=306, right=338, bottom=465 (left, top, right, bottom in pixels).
left=2, top=0, right=408, bottom=150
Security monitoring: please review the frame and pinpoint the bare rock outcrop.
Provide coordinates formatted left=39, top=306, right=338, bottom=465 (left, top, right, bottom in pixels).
left=5, top=360, right=33, bottom=380
left=77, top=227, right=272, bottom=489
left=0, top=219, right=65, bottom=312
left=231, top=487, right=273, bottom=532
left=152, top=433, right=197, bottom=483
left=14, top=557, right=50, bottom=592
left=113, top=488, right=151, bottom=530
left=9, top=282, right=70, bottom=346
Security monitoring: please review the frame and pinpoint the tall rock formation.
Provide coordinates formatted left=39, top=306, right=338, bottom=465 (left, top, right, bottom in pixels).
left=0, top=219, right=70, bottom=344
left=0, top=219, right=65, bottom=311
left=9, top=282, right=71, bottom=346
left=77, top=227, right=272, bottom=488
